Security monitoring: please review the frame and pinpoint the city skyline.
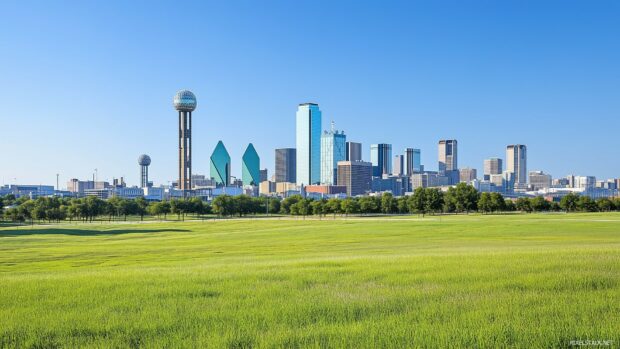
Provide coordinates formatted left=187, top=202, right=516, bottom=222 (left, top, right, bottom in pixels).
left=1, top=1, right=619, bottom=186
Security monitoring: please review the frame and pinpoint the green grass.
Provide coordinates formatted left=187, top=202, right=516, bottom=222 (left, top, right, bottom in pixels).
left=1, top=213, right=619, bottom=348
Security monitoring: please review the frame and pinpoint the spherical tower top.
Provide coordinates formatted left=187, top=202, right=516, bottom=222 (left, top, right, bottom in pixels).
left=173, top=90, right=197, bottom=111
left=138, top=154, right=151, bottom=166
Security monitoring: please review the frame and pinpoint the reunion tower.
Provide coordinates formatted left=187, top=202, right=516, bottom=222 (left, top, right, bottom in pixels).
left=173, top=90, right=197, bottom=195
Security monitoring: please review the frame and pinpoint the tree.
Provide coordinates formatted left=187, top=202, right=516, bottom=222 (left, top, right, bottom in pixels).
left=504, top=199, right=516, bottom=212
left=478, top=192, right=492, bottom=213
left=212, top=195, right=236, bottom=217
left=380, top=193, right=396, bottom=214
left=515, top=198, right=532, bottom=213
left=340, top=198, right=360, bottom=216
left=490, top=193, right=506, bottom=212
left=424, top=188, right=444, bottom=215
left=280, top=195, right=302, bottom=214
left=359, top=196, right=379, bottom=214
left=135, top=197, right=149, bottom=221
left=325, top=198, right=342, bottom=217
left=596, top=198, right=614, bottom=212
left=408, top=187, right=426, bottom=215
left=310, top=200, right=325, bottom=217
left=560, top=193, right=579, bottom=212
left=396, top=197, right=409, bottom=214
left=290, top=199, right=310, bottom=216
left=577, top=196, right=598, bottom=212
left=530, top=196, right=550, bottom=212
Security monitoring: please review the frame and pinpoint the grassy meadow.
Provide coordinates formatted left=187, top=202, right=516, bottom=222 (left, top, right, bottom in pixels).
left=1, top=213, right=619, bottom=348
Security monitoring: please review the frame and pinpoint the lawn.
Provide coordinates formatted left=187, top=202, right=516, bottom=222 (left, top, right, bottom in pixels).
left=1, top=213, right=619, bottom=348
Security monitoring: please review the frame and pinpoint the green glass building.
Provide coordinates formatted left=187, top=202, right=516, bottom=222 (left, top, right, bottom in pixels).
left=210, top=141, right=231, bottom=186
left=242, top=143, right=260, bottom=186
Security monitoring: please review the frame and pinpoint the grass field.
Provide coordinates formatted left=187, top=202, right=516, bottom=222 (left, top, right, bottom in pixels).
left=1, top=213, right=619, bottom=348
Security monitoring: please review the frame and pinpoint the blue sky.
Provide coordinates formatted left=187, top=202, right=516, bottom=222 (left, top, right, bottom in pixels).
left=1, top=1, right=618, bottom=187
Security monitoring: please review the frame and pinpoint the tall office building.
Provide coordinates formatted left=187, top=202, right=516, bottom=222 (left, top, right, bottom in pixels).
left=337, top=161, right=372, bottom=196
left=370, top=143, right=392, bottom=177
left=259, top=169, right=268, bottom=182
left=275, top=148, right=296, bottom=183
left=320, top=129, right=346, bottom=185
left=393, top=155, right=404, bottom=176
left=438, top=140, right=458, bottom=173
left=296, top=103, right=322, bottom=185
left=210, top=141, right=231, bottom=187
left=173, top=90, right=197, bottom=194
left=242, top=143, right=260, bottom=186
left=138, top=154, right=151, bottom=188
left=529, top=171, right=552, bottom=190
left=459, top=168, right=477, bottom=183
left=483, top=158, right=503, bottom=180
left=346, top=141, right=362, bottom=162
left=506, top=144, right=527, bottom=184
left=404, top=148, right=421, bottom=175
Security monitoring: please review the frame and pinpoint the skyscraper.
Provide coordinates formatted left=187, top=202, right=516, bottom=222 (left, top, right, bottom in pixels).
left=483, top=158, right=503, bottom=180
left=138, top=154, right=151, bottom=188
left=346, top=141, right=362, bottom=162
left=173, top=90, right=197, bottom=194
left=459, top=168, right=477, bottom=183
left=242, top=143, right=260, bottom=186
left=210, top=141, right=231, bottom=187
left=393, top=155, right=404, bottom=176
left=337, top=161, right=372, bottom=196
left=370, top=143, right=392, bottom=177
left=275, top=148, right=296, bottom=183
left=404, top=148, right=421, bottom=175
left=320, top=129, right=346, bottom=185
left=438, top=139, right=458, bottom=173
left=296, top=103, right=322, bottom=185
left=506, top=144, right=527, bottom=184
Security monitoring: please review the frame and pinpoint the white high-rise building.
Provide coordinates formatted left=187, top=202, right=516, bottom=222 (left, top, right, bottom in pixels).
left=393, top=155, right=404, bottom=176
left=506, top=144, right=527, bottom=185
left=296, top=103, right=322, bottom=185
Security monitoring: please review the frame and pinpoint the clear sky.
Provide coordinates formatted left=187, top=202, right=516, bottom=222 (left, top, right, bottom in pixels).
left=1, top=0, right=619, bottom=188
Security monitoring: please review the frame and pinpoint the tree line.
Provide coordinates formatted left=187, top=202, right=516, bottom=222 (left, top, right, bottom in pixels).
left=1, top=183, right=619, bottom=223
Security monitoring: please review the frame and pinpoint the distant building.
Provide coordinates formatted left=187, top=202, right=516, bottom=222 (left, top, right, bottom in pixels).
left=259, top=181, right=276, bottom=195
left=275, top=148, right=296, bottom=183
left=459, top=168, right=477, bottom=183
left=0, top=184, right=55, bottom=199
left=393, top=155, right=404, bottom=176
left=506, top=144, right=527, bottom=185
left=337, top=161, right=372, bottom=196
left=346, top=141, right=362, bottom=162
left=296, top=103, right=322, bottom=185
left=67, top=179, right=94, bottom=194
left=411, top=172, right=451, bottom=189
left=483, top=158, right=503, bottom=181
left=438, top=140, right=458, bottom=173
left=404, top=148, right=421, bottom=175
left=242, top=143, right=260, bottom=186
left=259, top=169, right=268, bottom=182
left=304, top=185, right=347, bottom=196
left=371, top=176, right=410, bottom=196
left=370, top=143, right=392, bottom=177
left=320, top=128, right=346, bottom=185
left=529, top=171, right=552, bottom=190
left=210, top=141, right=231, bottom=187
left=193, top=174, right=215, bottom=188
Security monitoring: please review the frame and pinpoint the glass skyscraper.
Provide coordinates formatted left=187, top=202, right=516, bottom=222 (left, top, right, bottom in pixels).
left=296, top=103, right=322, bottom=185
left=210, top=141, right=231, bottom=187
left=370, top=144, right=392, bottom=177
left=320, top=130, right=346, bottom=185
left=404, top=148, right=421, bottom=175
left=242, top=143, right=260, bottom=186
